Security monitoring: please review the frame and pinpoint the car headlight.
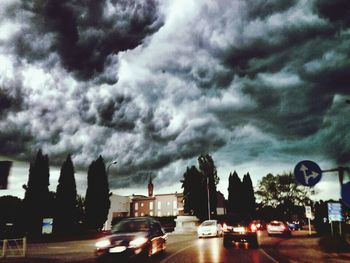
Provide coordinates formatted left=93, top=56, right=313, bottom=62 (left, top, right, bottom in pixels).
left=129, top=237, right=148, bottom=248
left=95, top=239, right=111, bottom=249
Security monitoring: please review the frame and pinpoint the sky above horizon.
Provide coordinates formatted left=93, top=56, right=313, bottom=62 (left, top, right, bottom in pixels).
left=0, top=0, right=349, bottom=200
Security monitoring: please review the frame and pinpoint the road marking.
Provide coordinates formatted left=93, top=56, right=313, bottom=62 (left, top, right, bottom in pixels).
left=160, top=243, right=198, bottom=263
left=259, top=248, right=279, bottom=263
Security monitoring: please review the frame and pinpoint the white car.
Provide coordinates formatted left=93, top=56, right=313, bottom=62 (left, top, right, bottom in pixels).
left=197, top=220, right=223, bottom=238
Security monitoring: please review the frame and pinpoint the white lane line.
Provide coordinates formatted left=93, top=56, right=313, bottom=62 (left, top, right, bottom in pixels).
left=160, top=243, right=198, bottom=263
left=259, top=248, right=279, bottom=263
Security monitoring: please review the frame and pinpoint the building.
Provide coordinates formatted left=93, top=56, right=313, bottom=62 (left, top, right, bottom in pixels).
left=129, top=176, right=184, bottom=217
left=104, top=194, right=131, bottom=230
left=153, top=193, right=183, bottom=217
left=105, top=176, right=184, bottom=229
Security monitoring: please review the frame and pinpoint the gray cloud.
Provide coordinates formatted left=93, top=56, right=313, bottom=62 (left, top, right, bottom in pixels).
left=0, top=0, right=349, bottom=190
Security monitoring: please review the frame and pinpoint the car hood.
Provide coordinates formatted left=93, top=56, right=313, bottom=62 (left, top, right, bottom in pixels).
left=107, top=232, right=149, bottom=246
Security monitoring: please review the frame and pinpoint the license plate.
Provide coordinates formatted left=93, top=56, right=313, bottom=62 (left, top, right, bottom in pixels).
left=233, top=227, right=245, bottom=233
left=109, top=246, right=127, bottom=253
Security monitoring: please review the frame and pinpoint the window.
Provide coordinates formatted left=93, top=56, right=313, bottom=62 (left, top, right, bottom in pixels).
left=150, top=211, right=153, bottom=216
left=135, top=212, right=138, bottom=217
left=158, top=201, right=161, bottom=209
left=141, top=203, right=144, bottom=207
left=158, top=211, right=162, bottom=217
left=141, top=212, right=144, bottom=216
left=135, top=203, right=138, bottom=211
left=150, top=201, right=153, bottom=210
left=167, top=212, right=171, bottom=216
left=167, top=201, right=170, bottom=206
left=173, top=210, right=178, bottom=216
left=173, top=200, right=177, bottom=209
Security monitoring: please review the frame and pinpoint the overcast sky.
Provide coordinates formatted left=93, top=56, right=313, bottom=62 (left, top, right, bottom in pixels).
left=0, top=0, right=349, bottom=200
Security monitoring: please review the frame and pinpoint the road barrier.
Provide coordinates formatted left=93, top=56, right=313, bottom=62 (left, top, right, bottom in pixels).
left=0, top=237, right=27, bottom=258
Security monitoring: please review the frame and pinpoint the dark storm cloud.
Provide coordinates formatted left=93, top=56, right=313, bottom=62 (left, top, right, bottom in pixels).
left=0, top=0, right=349, bottom=191
left=15, top=0, right=164, bottom=80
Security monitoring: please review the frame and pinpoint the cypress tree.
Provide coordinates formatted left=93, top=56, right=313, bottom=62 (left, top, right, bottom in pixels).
left=23, top=149, right=51, bottom=236
left=55, top=154, right=77, bottom=234
left=181, top=166, right=207, bottom=220
left=242, top=173, right=256, bottom=216
left=227, top=171, right=242, bottom=214
left=84, top=156, right=110, bottom=230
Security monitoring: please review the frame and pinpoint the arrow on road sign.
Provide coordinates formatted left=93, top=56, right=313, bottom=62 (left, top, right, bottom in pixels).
left=300, top=165, right=320, bottom=185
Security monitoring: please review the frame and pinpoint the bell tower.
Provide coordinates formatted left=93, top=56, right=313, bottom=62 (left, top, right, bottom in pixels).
left=148, top=175, right=154, bottom=197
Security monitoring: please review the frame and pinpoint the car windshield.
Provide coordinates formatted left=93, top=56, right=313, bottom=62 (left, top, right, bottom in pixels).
left=202, top=221, right=216, bottom=226
left=112, top=219, right=149, bottom=233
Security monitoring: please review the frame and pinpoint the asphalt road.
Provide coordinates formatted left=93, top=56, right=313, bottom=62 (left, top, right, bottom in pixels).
left=2, top=230, right=350, bottom=262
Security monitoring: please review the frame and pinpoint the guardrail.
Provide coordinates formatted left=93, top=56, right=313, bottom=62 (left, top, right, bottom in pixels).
left=0, top=237, right=27, bottom=258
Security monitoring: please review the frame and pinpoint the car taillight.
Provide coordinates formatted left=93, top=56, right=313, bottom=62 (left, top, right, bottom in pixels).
left=250, top=223, right=257, bottom=232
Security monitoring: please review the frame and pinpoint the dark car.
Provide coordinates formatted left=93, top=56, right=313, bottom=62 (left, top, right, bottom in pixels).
left=267, top=220, right=291, bottom=236
left=287, top=221, right=301, bottom=231
left=222, top=214, right=258, bottom=248
left=95, top=217, right=167, bottom=262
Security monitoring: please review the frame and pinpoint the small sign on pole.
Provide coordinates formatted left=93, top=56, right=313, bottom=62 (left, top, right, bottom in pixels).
left=305, top=206, right=312, bottom=219
left=305, top=206, right=312, bottom=235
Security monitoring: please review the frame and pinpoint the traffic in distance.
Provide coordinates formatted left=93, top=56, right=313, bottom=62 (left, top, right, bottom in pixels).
left=93, top=215, right=304, bottom=262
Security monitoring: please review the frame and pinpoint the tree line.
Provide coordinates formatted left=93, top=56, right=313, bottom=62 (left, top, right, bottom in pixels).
left=181, top=154, right=256, bottom=221
left=181, top=154, right=317, bottom=224
left=1, top=149, right=111, bottom=238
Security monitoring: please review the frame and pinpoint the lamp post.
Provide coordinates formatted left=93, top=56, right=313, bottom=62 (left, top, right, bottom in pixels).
left=103, top=160, right=117, bottom=231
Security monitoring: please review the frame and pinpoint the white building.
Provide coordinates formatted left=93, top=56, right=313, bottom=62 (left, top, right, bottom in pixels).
left=104, top=194, right=131, bottom=230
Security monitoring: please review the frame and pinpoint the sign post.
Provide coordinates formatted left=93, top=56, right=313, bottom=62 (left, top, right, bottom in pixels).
left=305, top=206, right=312, bottom=235
left=327, top=202, right=343, bottom=237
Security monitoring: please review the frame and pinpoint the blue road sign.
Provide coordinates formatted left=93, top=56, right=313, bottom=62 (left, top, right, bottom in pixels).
left=341, top=182, right=350, bottom=208
left=327, top=203, right=343, bottom=222
left=294, top=160, right=322, bottom=187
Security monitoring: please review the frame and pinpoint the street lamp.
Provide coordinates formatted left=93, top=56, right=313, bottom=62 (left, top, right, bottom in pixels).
left=107, top=161, right=118, bottom=174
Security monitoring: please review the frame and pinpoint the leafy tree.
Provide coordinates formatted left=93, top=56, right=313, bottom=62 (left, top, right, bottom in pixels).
left=54, top=154, right=77, bottom=234
left=242, top=173, right=256, bottom=216
left=84, top=156, right=110, bottom=230
left=181, top=166, right=207, bottom=220
left=227, top=171, right=242, bottom=213
left=256, top=172, right=311, bottom=220
left=198, top=154, right=219, bottom=218
left=23, top=149, right=51, bottom=236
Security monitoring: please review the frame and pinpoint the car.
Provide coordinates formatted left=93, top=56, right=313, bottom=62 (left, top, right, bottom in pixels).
left=197, top=220, right=223, bottom=238
left=95, top=217, right=167, bottom=262
left=251, top=220, right=265, bottom=231
left=287, top=221, right=301, bottom=231
left=222, top=214, right=258, bottom=248
left=267, top=220, right=291, bottom=236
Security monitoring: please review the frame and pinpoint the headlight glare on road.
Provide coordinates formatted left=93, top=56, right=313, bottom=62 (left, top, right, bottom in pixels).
left=129, top=237, right=148, bottom=248
left=95, top=239, right=111, bottom=248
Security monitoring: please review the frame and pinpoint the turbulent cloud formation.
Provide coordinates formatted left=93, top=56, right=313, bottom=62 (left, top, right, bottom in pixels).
left=0, top=0, right=349, bottom=190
